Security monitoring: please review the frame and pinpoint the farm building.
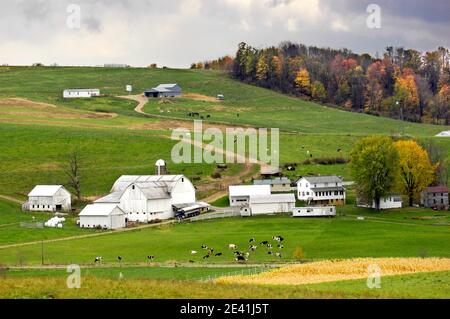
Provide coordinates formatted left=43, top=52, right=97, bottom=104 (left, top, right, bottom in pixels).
left=144, top=84, right=182, bottom=98
left=357, top=195, right=403, bottom=210
left=229, top=185, right=271, bottom=207
left=63, top=89, right=100, bottom=98
left=240, top=194, right=296, bottom=217
left=297, top=176, right=346, bottom=206
left=435, top=131, right=450, bottom=137
left=260, top=165, right=281, bottom=177
left=79, top=204, right=126, bottom=230
left=91, top=174, right=196, bottom=224
left=254, top=177, right=292, bottom=192
left=293, top=206, right=336, bottom=217
left=421, top=186, right=449, bottom=210
left=23, top=185, right=71, bottom=213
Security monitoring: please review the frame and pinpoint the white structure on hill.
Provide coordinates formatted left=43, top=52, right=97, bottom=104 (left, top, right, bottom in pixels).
left=144, top=84, right=182, bottom=98
left=297, top=176, right=346, bottom=206
left=293, top=206, right=336, bottom=217
left=229, top=185, right=271, bottom=207
left=63, top=89, right=100, bottom=98
left=23, top=185, right=71, bottom=212
left=92, top=174, right=196, bottom=223
left=240, top=194, right=296, bottom=217
left=357, top=195, right=403, bottom=210
left=436, top=131, right=450, bottom=137
left=79, top=204, right=126, bottom=230
left=155, top=159, right=167, bottom=175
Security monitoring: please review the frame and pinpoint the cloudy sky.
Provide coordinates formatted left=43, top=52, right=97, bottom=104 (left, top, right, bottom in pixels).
left=0, top=0, right=449, bottom=68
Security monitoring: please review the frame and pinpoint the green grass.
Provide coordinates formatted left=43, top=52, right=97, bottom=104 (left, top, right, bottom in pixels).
left=0, top=212, right=448, bottom=266
left=209, top=195, right=230, bottom=207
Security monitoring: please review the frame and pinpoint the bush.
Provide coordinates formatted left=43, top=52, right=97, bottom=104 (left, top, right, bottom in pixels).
left=302, top=157, right=348, bottom=165
left=292, top=246, right=305, bottom=260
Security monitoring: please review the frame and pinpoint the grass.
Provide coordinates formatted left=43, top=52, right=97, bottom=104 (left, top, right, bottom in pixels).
left=209, top=195, right=230, bottom=207
left=0, top=212, right=448, bottom=266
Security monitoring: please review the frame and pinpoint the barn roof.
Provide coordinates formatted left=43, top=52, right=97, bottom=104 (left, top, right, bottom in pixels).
left=229, top=185, right=271, bottom=197
left=79, top=204, right=125, bottom=217
left=28, top=185, right=67, bottom=197
left=249, top=193, right=296, bottom=204
left=135, top=183, right=171, bottom=199
left=111, top=175, right=187, bottom=193
left=94, top=192, right=122, bottom=204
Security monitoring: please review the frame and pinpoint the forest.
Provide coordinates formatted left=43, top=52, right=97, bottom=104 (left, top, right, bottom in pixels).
left=192, top=42, right=450, bottom=125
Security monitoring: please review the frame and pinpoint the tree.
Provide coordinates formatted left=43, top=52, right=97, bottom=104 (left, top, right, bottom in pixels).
left=395, top=140, right=435, bottom=206
left=64, top=151, right=82, bottom=203
left=365, top=61, right=386, bottom=113
left=311, top=81, right=327, bottom=102
left=255, top=53, right=269, bottom=83
left=420, top=140, right=448, bottom=186
left=350, top=136, right=399, bottom=211
left=295, top=68, right=311, bottom=95
left=394, top=69, right=420, bottom=121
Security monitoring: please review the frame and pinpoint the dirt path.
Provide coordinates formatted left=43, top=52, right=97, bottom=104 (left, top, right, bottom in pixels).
left=0, top=194, right=22, bottom=204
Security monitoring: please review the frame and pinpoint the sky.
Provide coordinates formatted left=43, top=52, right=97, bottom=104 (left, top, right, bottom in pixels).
left=0, top=0, right=449, bottom=68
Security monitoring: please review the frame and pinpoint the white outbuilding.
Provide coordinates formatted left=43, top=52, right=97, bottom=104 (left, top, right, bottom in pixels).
left=293, top=206, right=336, bottom=217
left=357, top=195, right=403, bottom=210
left=63, top=89, right=100, bottom=98
left=79, top=204, right=126, bottom=230
left=240, top=194, right=296, bottom=217
left=24, top=185, right=71, bottom=212
left=436, top=131, right=450, bottom=137
left=229, top=185, right=271, bottom=207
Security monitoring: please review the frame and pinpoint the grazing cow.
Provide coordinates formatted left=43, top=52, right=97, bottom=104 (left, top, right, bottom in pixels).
left=117, top=256, right=122, bottom=262
left=94, top=256, right=102, bottom=263
left=267, top=244, right=273, bottom=250
left=207, top=249, right=214, bottom=255
left=189, top=260, right=195, bottom=263
left=277, top=244, right=284, bottom=249
left=201, top=245, right=208, bottom=250
left=147, top=255, right=155, bottom=261
left=215, top=253, right=223, bottom=257
left=260, top=241, right=269, bottom=245
left=337, top=148, right=342, bottom=152
left=249, top=238, right=255, bottom=243
left=228, top=244, right=237, bottom=250
left=249, top=245, right=257, bottom=251
left=275, top=252, right=282, bottom=258
left=273, top=236, right=284, bottom=242
left=202, top=255, right=210, bottom=260
left=235, top=255, right=246, bottom=262
left=191, top=250, right=198, bottom=255
left=267, top=251, right=273, bottom=255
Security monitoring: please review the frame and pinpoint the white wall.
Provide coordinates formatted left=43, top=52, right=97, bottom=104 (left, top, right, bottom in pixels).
left=170, top=178, right=196, bottom=205
left=248, top=202, right=294, bottom=215
left=80, top=207, right=126, bottom=230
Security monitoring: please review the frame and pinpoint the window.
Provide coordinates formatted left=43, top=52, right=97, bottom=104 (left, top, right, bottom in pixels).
left=32, top=205, right=35, bottom=208
left=132, top=185, right=135, bottom=190
left=182, top=178, right=184, bottom=182
left=306, top=192, right=309, bottom=196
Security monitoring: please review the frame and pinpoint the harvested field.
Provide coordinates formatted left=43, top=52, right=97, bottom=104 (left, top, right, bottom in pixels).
left=184, top=93, right=220, bottom=102
left=215, top=258, right=450, bottom=286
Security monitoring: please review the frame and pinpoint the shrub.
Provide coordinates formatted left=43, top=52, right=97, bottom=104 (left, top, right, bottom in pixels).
left=293, top=246, right=305, bottom=260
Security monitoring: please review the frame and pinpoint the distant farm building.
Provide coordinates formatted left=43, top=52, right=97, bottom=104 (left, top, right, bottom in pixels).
left=23, top=185, right=71, bottom=213
left=297, top=176, right=346, bottom=206
left=421, top=186, right=449, bottom=210
left=217, top=94, right=225, bottom=100
left=104, top=64, right=129, bottom=68
left=144, top=84, right=182, bottom=98
left=293, top=206, right=336, bottom=217
left=240, top=194, right=296, bottom=217
left=63, top=89, right=100, bottom=98
left=435, top=131, right=450, bottom=137
left=260, top=165, right=281, bottom=177
left=253, top=177, right=292, bottom=192
left=357, top=195, right=403, bottom=210
left=79, top=204, right=126, bottom=230
left=229, top=185, right=271, bottom=207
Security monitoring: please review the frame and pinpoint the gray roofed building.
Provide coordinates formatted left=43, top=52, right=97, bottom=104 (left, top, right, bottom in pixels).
left=300, top=176, right=343, bottom=184
left=144, top=83, right=182, bottom=98
left=254, top=177, right=292, bottom=192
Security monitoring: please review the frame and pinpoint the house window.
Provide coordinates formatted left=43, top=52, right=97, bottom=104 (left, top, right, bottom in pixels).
left=132, top=185, right=135, bottom=190
left=182, top=178, right=184, bottom=182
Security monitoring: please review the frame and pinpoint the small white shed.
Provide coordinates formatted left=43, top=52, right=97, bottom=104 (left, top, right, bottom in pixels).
left=357, top=195, right=403, bottom=210
left=63, top=89, right=100, bottom=98
left=241, top=194, right=296, bottom=216
left=79, top=204, right=126, bottom=230
left=24, top=185, right=71, bottom=212
left=293, top=206, right=336, bottom=217
left=229, top=185, right=271, bottom=207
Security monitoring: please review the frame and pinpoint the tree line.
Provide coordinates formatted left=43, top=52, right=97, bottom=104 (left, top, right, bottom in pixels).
left=194, top=42, right=450, bottom=125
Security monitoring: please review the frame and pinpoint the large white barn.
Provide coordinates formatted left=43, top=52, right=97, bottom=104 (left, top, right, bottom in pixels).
left=91, top=175, right=196, bottom=224
left=23, top=185, right=71, bottom=213
left=79, top=204, right=126, bottom=230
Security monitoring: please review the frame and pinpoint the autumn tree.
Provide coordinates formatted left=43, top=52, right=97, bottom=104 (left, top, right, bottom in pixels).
left=365, top=61, right=386, bottom=113
left=295, top=68, right=311, bottom=95
left=311, top=81, right=327, bottom=102
left=350, top=136, right=399, bottom=211
left=256, top=53, right=269, bottom=84
left=395, top=140, right=435, bottom=206
left=394, top=69, right=420, bottom=121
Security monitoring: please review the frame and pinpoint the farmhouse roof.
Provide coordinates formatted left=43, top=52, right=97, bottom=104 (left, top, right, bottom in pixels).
left=79, top=204, right=125, bottom=217
left=28, top=185, right=67, bottom=197
left=254, top=178, right=291, bottom=186
left=249, top=194, right=296, bottom=204
left=422, top=186, right=449, bottom=194
left=229, top=185, right=271, bottom=197
left=300, top=176, right=343, bottom=184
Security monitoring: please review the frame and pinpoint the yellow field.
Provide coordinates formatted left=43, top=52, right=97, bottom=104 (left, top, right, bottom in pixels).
left=215, top=258, right=450, bottom=286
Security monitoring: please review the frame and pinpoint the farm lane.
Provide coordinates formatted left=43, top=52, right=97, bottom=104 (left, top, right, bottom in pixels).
left=0, top=194, right=22, bottom=204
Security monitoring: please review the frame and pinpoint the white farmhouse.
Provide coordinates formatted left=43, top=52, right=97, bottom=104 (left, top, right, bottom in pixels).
left=79, top=204, right=126, bottom=230
left=229, top=185, right=271, bottom=207
left=93, top=175, right=196, bottom=223
left=63, top=89, right=100, bottom=98
left=357, top=195, right=403, bottom=210
left=240, top=194, right=296, bottom=217
left=23, top=185, right=71, bottom=213
left=297, top=176, right=346, bottom=206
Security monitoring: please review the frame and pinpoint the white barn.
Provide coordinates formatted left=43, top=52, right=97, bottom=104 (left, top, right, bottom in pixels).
left=63, top=89, right=100, bottom=98
left=293, top=206, right=336, bottom=217
left=24, top=185, right=71, bottom=212
left=93, top=175, right=196, bottom=223
left=229, top=185, right=271, bottom=207
left=240, top=194, right=296, bottom=217
left=79, top=204, right=126, bottom=230
left=357, top=195, right=403, bottom=210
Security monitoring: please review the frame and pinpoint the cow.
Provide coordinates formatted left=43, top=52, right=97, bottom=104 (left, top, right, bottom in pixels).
left=147, top=255, right=155, bottom=261
left=117, top=256, right=122, bottom=262
left=215, top=253, right=223, bottom=257
left=275, top=252, right=282, bottom=258
left=191, top=250, right=198, bottom=255
left=201, top=245, right=208, bottom=250
left=235, top=255, right=246, bottom=262
left=228, top=244, right=237, bottom=250
left=94, top=256, right=102, bottom=263
left=260, top=241, right=269, bottom=245
left=249, top=238, right=255, bottom=243
left=202, top=255, right=210, bottom=260
left=249, top=245, right=257, bottom=251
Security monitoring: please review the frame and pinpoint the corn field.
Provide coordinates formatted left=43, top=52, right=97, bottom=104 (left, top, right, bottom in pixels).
left=215, top=258, right=450, bottom=285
